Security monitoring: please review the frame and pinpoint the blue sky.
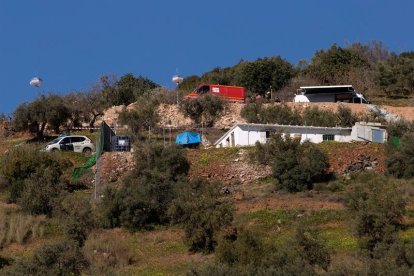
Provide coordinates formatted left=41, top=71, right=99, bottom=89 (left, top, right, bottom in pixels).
left=1, top=0, right=413, bottom=114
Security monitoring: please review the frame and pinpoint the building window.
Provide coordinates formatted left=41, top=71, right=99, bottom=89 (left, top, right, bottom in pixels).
left=323, top=134, right=335, bottom=141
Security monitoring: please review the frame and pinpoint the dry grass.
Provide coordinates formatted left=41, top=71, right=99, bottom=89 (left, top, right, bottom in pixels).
left=0, top=210, right=46, bottom=249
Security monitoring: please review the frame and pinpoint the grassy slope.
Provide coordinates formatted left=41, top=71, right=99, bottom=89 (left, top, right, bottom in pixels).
left=0, top=138, right=414, bottom=275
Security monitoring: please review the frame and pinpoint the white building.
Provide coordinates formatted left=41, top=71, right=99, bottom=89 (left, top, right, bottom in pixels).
left=214, top=122, right=387, bottom=148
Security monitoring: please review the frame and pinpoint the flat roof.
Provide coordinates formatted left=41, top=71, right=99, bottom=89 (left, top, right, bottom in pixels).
left=298, top=85, right=355, bottom=95
left=299, top=85, right=353, bottom=89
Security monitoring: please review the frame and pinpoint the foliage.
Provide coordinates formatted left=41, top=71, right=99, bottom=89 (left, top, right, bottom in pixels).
left=19, top=168, right=65, bottom=216
left=103, top=73, right=159, bottom=106
left=191, top=225, right=330, bottom=275
left=64, top=88, right=106, bottom=128
left=13, top=94, right=71, bottom=138
left=0, top=147, right=71, bottom=203
left=302, top=106, right=338, bottom=127
left=215, top=229, right=266, bottom=267
left=180, top=94, right=225, bottom=127
left=55, top=193, right=94, bottom=247
left=98, top=143, right=190, bottom=230
left=345, top=173, right=406, bottom=253
left=375, top=51, right=414, bottom=97
left=241, top=102, right=303, bottom=125
left=118, top=96, right=159, bottom=136
left=337, top=105, right=358, bottom=127
left=241, top=103, right=353, bottom=127
left=386, top=120, right=414, bottom=138
left=386, top=132, right=414, bottom=178
left=254, top=133, right=328, bottom=192
left=237, top=56, right=296, bottom=96
left=4, top=241, right=88, bottom=275
left=305, top=44, right=369, bottom=84
left=169, top=179, right=234, bottom=253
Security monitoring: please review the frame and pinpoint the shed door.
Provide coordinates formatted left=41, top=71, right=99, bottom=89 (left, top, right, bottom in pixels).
left=372, top=129, right=385, bottom=143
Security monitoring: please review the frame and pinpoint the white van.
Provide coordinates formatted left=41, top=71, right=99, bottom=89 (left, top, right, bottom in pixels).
left=294, top=85, right=369, bottom=104
left=45, top=135, right=95, bottom=154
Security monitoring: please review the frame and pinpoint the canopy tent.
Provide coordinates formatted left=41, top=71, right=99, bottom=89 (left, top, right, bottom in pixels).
left=175, top=131, right=201, bottom=147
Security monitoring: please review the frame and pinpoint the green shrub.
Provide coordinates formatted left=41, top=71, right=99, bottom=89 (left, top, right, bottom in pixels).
left=118, top=96, right=159, bottom=137
left=302, top=106, right=338, bottom=127
left=169, top=179, right=234, bottom=253
left=180, top=94, right=225, bottom=126
left=4, top=241, right=88, bottom=275
left=97, top=143, right=190, bottom=231
left=345, top=173, right=406, bottom=253
left=386, top=132, right=414, bottom=178
left=55, top=193, right=94, bottom=247
left=191, top=225, right=330, bottom=275
left=0, top=147, right=70, bottom=203
left=240, top=102, right=262, bottom=123
left=216, top=229, right=266, bottom=267
left=260, top=104, right=302, bottom=125
left=337, top=105, right=358, bottom=127
left=19, top=168, right=66, bottom=216
left=259, top=133, right=328, bottom=192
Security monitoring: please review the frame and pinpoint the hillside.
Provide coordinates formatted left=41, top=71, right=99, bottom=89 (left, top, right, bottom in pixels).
left=101, top=102, right=414, bottom=131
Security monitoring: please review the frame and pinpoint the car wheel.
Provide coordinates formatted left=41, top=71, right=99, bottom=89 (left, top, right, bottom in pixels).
left=83, top=148, right=92, bottom=155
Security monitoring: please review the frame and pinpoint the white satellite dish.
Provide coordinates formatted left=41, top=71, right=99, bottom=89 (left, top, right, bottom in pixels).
left=172, top=75, right=184, bottom=85
left=30, top=77, right=43, bottom=87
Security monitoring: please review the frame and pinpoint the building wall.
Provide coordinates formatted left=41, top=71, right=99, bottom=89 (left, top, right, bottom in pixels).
left=216, top=125, right=353, bottom=148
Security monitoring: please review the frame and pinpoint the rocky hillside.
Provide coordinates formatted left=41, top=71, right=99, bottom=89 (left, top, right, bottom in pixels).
left=101, top=102, right=414, bottom=130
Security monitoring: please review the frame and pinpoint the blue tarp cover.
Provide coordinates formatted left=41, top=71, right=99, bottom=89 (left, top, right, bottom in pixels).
left=176, top=132, right=201, bottom=145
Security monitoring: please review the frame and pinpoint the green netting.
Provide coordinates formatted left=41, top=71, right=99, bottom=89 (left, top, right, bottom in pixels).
left=390, top=136, right=401, bottom=147
left=72, top=122, right=105, bottom=180
left=72, top=154, right=97, bottom=180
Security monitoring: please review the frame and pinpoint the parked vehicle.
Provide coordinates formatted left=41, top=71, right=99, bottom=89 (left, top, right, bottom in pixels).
left=293, top=85, right=369, bottom=104
left=45, top=135, right=95, bottom=154
left=185, top=84, right=246, bottom=103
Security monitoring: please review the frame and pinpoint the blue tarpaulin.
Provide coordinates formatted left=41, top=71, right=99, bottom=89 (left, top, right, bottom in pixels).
left=176, top=131, right=201, bottom=145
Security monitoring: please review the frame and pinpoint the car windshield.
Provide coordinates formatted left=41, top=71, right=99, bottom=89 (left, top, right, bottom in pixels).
left=47, top=137, right=62, bottom=145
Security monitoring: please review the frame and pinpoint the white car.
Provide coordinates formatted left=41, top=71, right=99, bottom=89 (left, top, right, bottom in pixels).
left=45, top=135, right=95, bottom=154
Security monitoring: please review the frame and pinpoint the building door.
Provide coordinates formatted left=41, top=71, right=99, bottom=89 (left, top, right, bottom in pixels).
left=372, top=129, right=385, bottom=143
left=230, top=132, right=235, bottom=147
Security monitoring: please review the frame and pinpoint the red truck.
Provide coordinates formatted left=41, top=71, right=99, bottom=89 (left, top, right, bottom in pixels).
left=185, top=84, right=246, bottom=103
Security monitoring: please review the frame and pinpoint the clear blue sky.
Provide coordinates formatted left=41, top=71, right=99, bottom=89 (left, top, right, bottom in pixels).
left=1, top=0, right=413, bottom=114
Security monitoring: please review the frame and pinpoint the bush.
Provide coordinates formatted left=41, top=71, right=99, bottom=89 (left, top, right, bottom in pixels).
left=98, top=143, right=190, bottom=231
left=55, top=193, right=94, bottom=247
left=118, top=96, right=159, bottom=137
left=191, top=225, right=330, bottom=275
left=19, top=168, right=66, bottom=216
left=302, top=106, right=338, bottom=127
left=169, top=179, right=234, bottom=253
left=386, top=132, right=414, bottom=178
left=4, top=241, right=88, bottom=275
left=337, top=105, right=358, bottom=127
left=0, top=147, right=70, bottom=203
left=216, top=229, right=266, bottom=267
left=180, top=94, right=225, bottom=126
left=345, top=173, right=406, bottom=253
left=258, top=133, right=328, bottom=192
